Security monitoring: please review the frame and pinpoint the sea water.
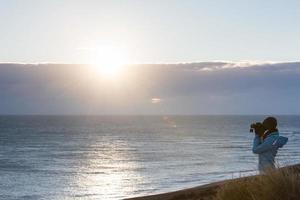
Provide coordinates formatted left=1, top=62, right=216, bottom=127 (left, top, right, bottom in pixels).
left=0, top=115, right=299, bottom=200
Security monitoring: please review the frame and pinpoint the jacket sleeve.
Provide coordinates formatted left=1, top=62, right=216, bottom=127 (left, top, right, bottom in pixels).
left=252, top=135, right=274, bottom=154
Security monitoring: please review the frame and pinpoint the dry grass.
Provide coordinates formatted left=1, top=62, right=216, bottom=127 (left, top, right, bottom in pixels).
left=214, top=167, right=300, bottom=200
left=125, top=165, right=300, bottom=200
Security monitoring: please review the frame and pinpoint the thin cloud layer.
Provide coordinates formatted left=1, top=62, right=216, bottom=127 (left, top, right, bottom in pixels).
left=0, top=62, right=299, bottom=114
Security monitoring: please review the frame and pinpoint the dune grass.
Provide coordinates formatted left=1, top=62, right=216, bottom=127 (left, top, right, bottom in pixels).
left=214, top=167, right=300, bottom=200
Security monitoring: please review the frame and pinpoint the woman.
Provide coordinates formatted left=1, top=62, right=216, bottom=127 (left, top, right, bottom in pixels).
left=252, top=117, right=288, bottom=173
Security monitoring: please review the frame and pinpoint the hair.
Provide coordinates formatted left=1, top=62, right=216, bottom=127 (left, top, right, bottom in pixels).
left=262, top=117, right=277, bottom=130
left=262, top=117, right=278, bottom=139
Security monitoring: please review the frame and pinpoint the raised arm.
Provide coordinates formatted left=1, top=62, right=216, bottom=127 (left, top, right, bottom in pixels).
left=252, top=135, right=274, bottom=154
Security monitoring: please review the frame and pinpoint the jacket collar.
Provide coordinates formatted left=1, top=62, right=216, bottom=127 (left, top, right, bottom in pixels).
left=264, top=131, right=279, bottom=140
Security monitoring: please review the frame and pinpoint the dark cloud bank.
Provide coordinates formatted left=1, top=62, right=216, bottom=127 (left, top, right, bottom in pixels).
left=0, top=62, right=300, bottom=114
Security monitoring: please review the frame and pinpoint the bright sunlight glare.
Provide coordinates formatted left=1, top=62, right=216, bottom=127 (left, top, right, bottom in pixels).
left=90, top=45, right=129, bottom=79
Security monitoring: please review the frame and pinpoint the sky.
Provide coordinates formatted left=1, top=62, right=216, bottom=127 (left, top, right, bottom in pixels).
left=0, top=0, right=300, bottom=63
left=1, top=62, right=300, bottom=115
left=0, top=1, right=299, bottom=115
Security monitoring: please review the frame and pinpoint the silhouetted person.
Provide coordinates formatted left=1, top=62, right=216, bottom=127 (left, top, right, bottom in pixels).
left=252, top=117, right=288, bottom=173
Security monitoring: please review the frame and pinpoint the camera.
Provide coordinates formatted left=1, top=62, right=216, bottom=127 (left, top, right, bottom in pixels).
left=250, top=122, right=260, bottom=132
left=250, top=122, right=266, bottom=136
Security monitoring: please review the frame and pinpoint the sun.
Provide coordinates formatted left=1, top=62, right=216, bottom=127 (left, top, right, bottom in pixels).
left=90, top=45, right=129, bottom=79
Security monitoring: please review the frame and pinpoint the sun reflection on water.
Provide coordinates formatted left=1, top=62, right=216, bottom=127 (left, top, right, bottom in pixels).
left=72, top=139, right=143, bottom=200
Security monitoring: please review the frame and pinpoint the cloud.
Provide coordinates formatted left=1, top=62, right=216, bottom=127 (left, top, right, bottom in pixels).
left=0, top=61, right=300, bottom=114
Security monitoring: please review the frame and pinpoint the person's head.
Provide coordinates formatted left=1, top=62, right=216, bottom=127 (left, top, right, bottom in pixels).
left=262, top=116, right=278, bottom=132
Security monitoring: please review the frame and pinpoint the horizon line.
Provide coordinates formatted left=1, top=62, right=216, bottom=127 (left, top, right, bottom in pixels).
left=1, top=114, right=299, bottom=116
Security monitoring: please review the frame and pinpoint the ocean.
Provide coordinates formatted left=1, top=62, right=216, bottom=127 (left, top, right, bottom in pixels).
left=0, top=115, right=299, bottom=200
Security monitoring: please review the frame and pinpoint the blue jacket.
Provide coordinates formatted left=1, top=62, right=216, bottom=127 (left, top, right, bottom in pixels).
left=252, top=132, right=288, bottom=173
